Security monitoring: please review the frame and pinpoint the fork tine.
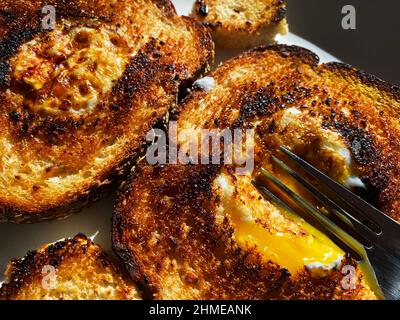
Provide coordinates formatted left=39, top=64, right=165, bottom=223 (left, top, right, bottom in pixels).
left=271, top=155, right=374, bottom=247
left=259, top=168, right=365, bottom=261
left=252, top=180, right=300, bottom=215
left=280, top=146, right=399, bottom=231
left=252, top=179, right=362, bottom=260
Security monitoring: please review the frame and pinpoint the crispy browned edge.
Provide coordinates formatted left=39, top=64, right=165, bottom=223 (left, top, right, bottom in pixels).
left=191, top=0, right=287, bottom=31
left=112, top=44, right=399, bottom=299
left=0, top=233, right=137, bottom=300
left=0, top=0, right=214, bottom=223
left=224, top=44, right=400, bottom=99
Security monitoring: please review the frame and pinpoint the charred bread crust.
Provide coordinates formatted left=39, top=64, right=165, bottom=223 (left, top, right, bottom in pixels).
left=190, top=0, right=288, bottom=49
left=0, top=233, right=140, bottom=300
left=324, top=62, right=400, bottom=102
left=113, top=164, right=374, bottom=300
left=112, top=44, right=400, bottom=299
left=0, top=0, right=214, bottom=223
left=249, top=45, right=400, bottom=101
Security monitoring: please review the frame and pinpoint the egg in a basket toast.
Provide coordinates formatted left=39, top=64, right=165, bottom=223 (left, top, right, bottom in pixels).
left=112, top=45, right=400, bottom=300
left=0, top=0, right=213, bottom=223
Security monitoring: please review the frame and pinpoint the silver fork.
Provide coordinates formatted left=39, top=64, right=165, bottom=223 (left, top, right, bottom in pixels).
left=252, top=146, right=400, bottom=300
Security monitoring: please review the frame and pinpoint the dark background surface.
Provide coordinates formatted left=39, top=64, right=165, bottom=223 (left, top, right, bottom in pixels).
left=286, top=0, right=400, bottom=85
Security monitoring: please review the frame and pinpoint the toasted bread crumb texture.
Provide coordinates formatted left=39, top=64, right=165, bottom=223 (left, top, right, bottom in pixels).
left=114, top=164, right=375, bottom=300
left=113, top=45, right=400, bottom=300
left=0, top=234, right=140, bottom=300
left=0, top=0, right=213, bottom=222
left=191, top=0, right=288, bottom=48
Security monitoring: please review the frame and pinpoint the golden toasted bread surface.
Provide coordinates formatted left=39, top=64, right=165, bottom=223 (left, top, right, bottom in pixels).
left=190, top=0, right=288, bottom=48
left=113, top=45, right=400, bottom=300
left=0, top=0, right=213, bottom=222
left=0, top=234, right=140, bottom=300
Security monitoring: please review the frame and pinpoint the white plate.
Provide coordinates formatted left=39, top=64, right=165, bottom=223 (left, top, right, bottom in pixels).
left=0, top=0, right=339, bottom=281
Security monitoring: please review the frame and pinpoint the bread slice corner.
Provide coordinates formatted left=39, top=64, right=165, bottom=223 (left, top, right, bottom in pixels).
left=0, top=233, right=140, bottom=300
left=190, top=0, right=288, bottom=49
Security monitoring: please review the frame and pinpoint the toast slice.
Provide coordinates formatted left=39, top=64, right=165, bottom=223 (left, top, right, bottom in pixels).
left=190, top=0, right=288, bottom=49
left=0, top=233, right=140, bottom=300
left=0, top=0, right=213, bottom=223
left=113, top=45, right=400, bottom=299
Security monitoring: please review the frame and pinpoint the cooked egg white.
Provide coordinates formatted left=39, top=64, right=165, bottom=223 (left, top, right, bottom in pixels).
left=11, top=23, right=132, bottom=115
left=279, top=107, right=366, bottom=190
left=209, top=105, right=381, bottom=293
left=191, top=106, right=370, bottom=276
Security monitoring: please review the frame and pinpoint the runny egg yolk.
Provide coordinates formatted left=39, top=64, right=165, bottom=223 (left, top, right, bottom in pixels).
left=215, top=174, right=344, bottom=275
left=230, top=210, right=344, bottom=274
